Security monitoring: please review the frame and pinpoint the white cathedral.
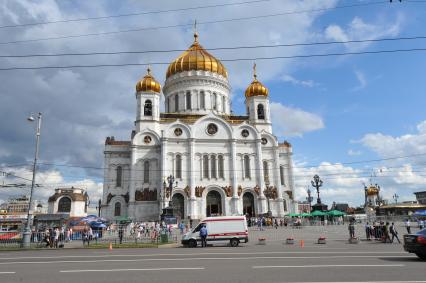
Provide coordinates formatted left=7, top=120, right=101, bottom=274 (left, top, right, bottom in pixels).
left=101, top=32, right=296, bottom=222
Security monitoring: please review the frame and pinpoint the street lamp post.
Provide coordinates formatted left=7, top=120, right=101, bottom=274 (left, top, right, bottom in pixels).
left=311, top=174, right=323, bottom=204
left=306, top=188, right=313, bottom=212
left=22, top=112, right=42, bottom=248
left=393, top=193, right=399, bottom=204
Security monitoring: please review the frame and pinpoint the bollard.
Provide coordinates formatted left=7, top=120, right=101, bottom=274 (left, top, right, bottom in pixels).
left=300, top=239, right=304, bottom=248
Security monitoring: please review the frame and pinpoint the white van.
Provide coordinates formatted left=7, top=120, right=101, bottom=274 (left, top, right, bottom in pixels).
left=181, top=216, right=248, bottom=247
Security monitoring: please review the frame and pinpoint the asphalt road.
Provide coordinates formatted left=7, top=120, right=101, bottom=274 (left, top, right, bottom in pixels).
left=0, top=239, right=424, bottom=283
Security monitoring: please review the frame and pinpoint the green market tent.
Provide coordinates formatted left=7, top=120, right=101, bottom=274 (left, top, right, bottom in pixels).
left=300, top=213, right=311, bottom=217
left=286, top=213, right=300, bottom=217
left=310, top=210, right=327, bottom=217
left=327, top=210, right=346, bottom=216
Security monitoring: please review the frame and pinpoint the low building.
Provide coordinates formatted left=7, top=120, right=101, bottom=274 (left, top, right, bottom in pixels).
left=47, top=187, right=88, bottom=217
left=297, top=201, right=310, bottom=213
left=414, top=191, right=426, bottom=205
left=376, top=201, right=426, bottom=216
left=0, top=196, right=45, bottom=231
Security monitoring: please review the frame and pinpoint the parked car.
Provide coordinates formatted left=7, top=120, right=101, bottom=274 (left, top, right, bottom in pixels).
left=403, top=228, right=426, bottom=260
left=181, top=216, right=248, bottom=248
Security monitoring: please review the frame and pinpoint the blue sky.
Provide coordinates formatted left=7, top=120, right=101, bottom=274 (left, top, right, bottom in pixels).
left=0, top=0, right=425, bottom=208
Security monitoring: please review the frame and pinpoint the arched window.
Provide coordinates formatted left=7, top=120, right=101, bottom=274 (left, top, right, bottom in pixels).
left=114, top=202, right=121, bottom=216
left=257, top=104, right=265, bottom=119
left=244, top=155, right=251, bottom=178
left=280, top=165, right=285, bottom=186
left=116, top=166, right=122, bottom=187
left=263, top=161, right=269, bottom=184
left=222, top=96, right=226, bottom=112
left=186, top=91, right=191, bottom=110
left=200, top=91, right=205, bottom=109
left=174, top=94, right=179, bottom=112
left=218, top=155, right=224, bottom=179
left=58, top=197, right=71, bottom=213
left=203, top=155, right=209, bottom=179
left=144, top=100, right=152, bottom=116
left=176, top=154, right=182, bottom=179
left=143, top=161, right=149, bottom=183
left=283, top=199, right=287, bottom=211
left=211, top=155, right=217, bottom=178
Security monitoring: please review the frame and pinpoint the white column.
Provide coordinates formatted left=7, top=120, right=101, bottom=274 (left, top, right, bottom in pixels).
left=255, top=139, right=266, bottom=214
left=189, top=138, right=196, bottom=218
left=161, top=133, right=168, bottom=209
left=230, top=139, right=239, bottom=215
left=128, top=147, right=137, bottom=219
left=273, top=147, right=284, bottom=217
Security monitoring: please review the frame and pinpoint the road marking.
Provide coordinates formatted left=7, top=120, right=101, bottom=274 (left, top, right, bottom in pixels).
left=0, top=255, right=415, bottom=265
left=284, top=281, right=426, bottom=283
left=0, top=251, right=407, bottom=261
left=252, top=264, right=405, bottom=269
left=0, top=272, right=16, bottom=274
left=60, top=267, right=205, bottom=273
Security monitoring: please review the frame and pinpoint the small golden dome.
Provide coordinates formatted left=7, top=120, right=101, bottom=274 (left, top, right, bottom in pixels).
left=366, top=186, right=379, bottom=196
left=166, top=33, right=228, bottom=79
left=136, top=67, right=161, bottom=93
left=244, top=63, right=269, bottom=98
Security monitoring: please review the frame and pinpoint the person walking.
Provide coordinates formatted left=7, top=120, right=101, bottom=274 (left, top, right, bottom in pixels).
left=390, top=222, right=401, bottom=243
left=405, top=219, right=411, bottom=234
left=383, top=222, right=391, bottom=243
left=419, top=219, right=424, bottom=230
left=118, top=225, right=124, bottom=244
left=200, top=224, right=208, bottom=248
left=365, top=222, right=371, bottom=240
left=348, top=219, right=355, bottom=238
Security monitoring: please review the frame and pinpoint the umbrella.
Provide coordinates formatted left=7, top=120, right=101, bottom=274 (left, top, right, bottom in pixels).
left=286, top=213, right=300, bottom=217
left=327, top=210, right=346, bottom=216
left=300, top=213, right=311, bottom=217
left=310, top=210, right=327, bottom=216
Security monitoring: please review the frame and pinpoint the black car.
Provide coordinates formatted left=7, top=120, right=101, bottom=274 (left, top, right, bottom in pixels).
left=403, top=228, right=426, bottom=260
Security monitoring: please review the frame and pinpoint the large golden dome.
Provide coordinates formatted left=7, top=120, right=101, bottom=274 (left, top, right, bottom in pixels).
left=245, top=63, right=269, bottom=98
left=366, top=185, right=379, bottom=196
left=136, top=67, right=161, bottom=93
left=166, top=33, right=228, bottom=79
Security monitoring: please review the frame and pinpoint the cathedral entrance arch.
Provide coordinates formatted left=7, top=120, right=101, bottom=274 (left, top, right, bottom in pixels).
left=243, top=192, right=255, bottom=217
left=171, top=193, right=185, bottom=220
left=206, top=190, right=222, bottom=217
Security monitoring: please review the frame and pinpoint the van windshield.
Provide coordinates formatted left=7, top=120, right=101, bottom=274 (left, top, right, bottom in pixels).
left=193, top=223, right=204, bottom=233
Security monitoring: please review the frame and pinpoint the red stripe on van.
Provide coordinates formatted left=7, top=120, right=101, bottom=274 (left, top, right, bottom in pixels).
left=209, top=232, right=248, bottom=237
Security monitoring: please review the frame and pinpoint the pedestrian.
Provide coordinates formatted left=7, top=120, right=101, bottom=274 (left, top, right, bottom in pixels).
left=348, top=219, right=355, bottom=238
left=200, top=224, right=208, bottom=247
left=383, top=222, right=391, bottom=243
left=118, top=225, right=124, bottom=244
left=405, top=219, right=411, bottom=234
left=274, top=219, right=278, bottom=229
left=390, top=222, right=401, bottom=244
left=365, top=222, right=371, bottom=240
left=419, top=220, right=424, bottom=230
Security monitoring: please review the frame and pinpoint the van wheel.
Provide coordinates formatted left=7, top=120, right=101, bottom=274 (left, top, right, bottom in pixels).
left=188, top=239, right=197, bottom=248
left=230, top=239, right=239, bottom=247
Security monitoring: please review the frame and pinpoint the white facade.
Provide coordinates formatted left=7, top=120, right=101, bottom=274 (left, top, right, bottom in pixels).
left=47, top=187, right=88, bottom=217
left=101, top=37, right=296, bottom=222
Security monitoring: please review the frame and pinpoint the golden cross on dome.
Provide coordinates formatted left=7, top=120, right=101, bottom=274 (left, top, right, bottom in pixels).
left=253, top=62, right=257, bottom=79
left=147, top=65, right=152, bottom=75
left=193, top=19, right=198, bottom=42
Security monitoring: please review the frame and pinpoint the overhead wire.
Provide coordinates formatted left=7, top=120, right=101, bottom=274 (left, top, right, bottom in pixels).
left=0, top=1, right=401, bottom=46
left=2, top=35, right=426, bottom=59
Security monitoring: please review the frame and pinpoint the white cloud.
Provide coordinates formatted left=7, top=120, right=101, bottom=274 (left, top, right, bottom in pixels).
left=282, top=74, right=316, bottom=88
left=352, top=70, right=367, bottom=91
left=270, top=102, right=324, bottom=137
left=325, top=15, right=403, bottom=52
left=348, top=149, right=362, bottom=156
left=0, top=167, right=103, bottom=208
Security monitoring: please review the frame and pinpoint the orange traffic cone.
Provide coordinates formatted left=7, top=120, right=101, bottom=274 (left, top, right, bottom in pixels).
left=109, top=242, right=113, bottom=251
left=300, top=239, right=304, bottom=248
